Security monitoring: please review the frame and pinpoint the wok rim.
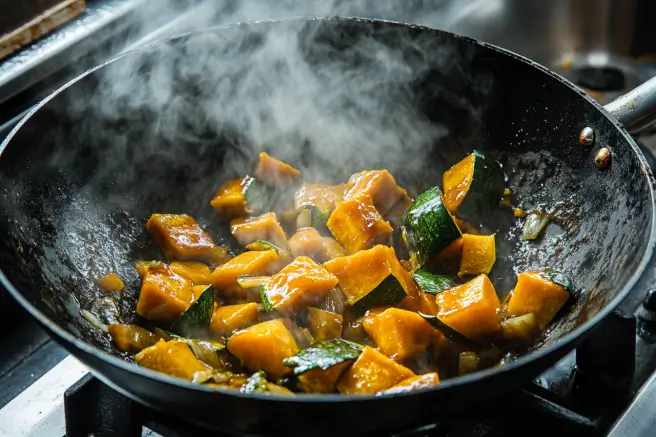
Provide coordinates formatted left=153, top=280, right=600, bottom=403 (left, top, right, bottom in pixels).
left=1, top=16, right=655, bottom=404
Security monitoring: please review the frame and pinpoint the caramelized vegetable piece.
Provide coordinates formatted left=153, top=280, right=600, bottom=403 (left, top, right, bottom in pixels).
left=210, top=178, right=250, bottom=218
left=108, top=324, right=160, bottom=352
left=135, top=339, right=209, bottom=380
left=230, top=212, right=288, bottom=249
left=436, top=274, right=501, bottom=341
left=146, top=214, right=230, bottom=265
left=288, top=227, right=324, bottom=259
left=226, top=319, right=299, bottom=378
left=384, top=192, right=413, bottom=228
left=319, top=237, right=348, bottom=262
left=210, top=303, right=259, bottom=338
left=458, top=234, right=496, bottom=277
left=307, top=307, right=343, bottom=341
left=379, top=372, right=440, bottom=395
left=260, top=257, right=339, bottom=315
left=501, top=313, right=540, bottom=344
left=363, top=308, right=435, bottom=361
left=327, top=196, right=393, bottom=254
left=459, top=351, right=480, bottom=375
left=96, top=273, right=125, bottom=292
left=170, top=285, right=214, bottom=338
left=211, top=250, right=280, bottom=299
left=336, top=346, right=415, bottom=394
left=135, top=261, right=166, bottom=278
left=170, top=262, right=212, bottom=285
left=136, top=264, right=194, bottom=324
left=298, top=361, right=352, bottom=393
left=430, top=237, right=463, bottom=275
left=324, top=245, right=410, bottom=314
left=344, top=170, right=407, bottom=216
left=294, top=183, right=346, bottom=225
left=507, top=271, right=570, bottom=329
left=254, top=152, right=301, bottom=187
left=240, top=371, right=294, bottom=395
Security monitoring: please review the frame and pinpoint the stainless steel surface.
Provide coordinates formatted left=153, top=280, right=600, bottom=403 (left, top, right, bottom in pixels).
left=607, top=369, right=656, bottom=437
left=605, top=76, right=656, bottom=135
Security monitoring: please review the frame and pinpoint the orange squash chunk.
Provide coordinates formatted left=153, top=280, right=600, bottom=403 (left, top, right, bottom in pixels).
left=135, top=261, right=166, bottom=278
left=210, top=177, right=250, bottom=218
left=261, top=256, right=339, bottom=315
left=135, top=339, right=208, bottom=380
left=379, top=372, right=440, bottom=394
left=136, top=264, right=194, bottom=324
left=230, top=212, right=288, bottom=249
left=108, top=324, right=160, bottom=353
left=146, top=214, right=229, bottom=266
left=210, top=303, right=259, bottom=338
left=210, top=250, right=280, bottom=299
left=294, top=183, right=346, bottom=215
left=96, top=273, right=124, bottom=292
left=288, top=227, right=324, bottom=259
left=436, top=274, right=501, bottom=341
left=430, top=237, right=463, bottom=275
left=507, top=271, right=570, bottom=329
left=327, top=196, right=393, bottom=254
left=226, top=319, right=299, bottom=378
left=254, top=152, right=301, bottom=187
left=442, top=152, right=475, bottom=212
left=307, top=307, right=343, bottom=341
left=170, top=261, right=212, bottom=285
left=344, top=170, right=407, bottom=216
left=458, top=234, right=496, bottom=277
left=336, top=346, right=415, bottom=395
left=298, top=361, right=351, bottom=393
left=319, top=237, right=348, bottom=262
left=363, top=308, right=435, bottom=361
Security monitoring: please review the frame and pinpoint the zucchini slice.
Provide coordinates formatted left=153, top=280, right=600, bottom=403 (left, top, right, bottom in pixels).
left=240, top=371, right=295, bottom=395
left=242, top=176, right=275, bottom=215
left=501, top=313, right=540, bottom=345
left=170, top=285, right=214, bottom=337
left=412, top=270, right=457, bottom=294
left=402, top=186, right=461, bottom=266
left=282, top=338, right=363, bottom=375
left=442, top=150, right=505, bottom=219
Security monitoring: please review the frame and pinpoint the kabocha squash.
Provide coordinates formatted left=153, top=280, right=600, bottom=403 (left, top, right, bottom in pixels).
left=430, top=237, right=463, bottom=275
left=458, top=234, right=496, bottom=277
left=336, top=346, right=415, bottom=394
left=108, top=324, right=161, bottom=353
left=210, top=177, right=272, bottom=218
left=402, top=186, right=461, bottom=266
left=260, top=257, right=339, bottom=315
left=136, top=263, right=194, bottom=324
left=210, top=250, right=280, bottom=299
left=146, top=214, right=230, bottom=266
left=170, top=285, right=215, bottom=338
left=307, top=307, right=343, bottom=341
left=254, top=152, right=301, bottom=187
left=240, top=371, right=294, bottom=395
left=323, top=245, right=409, bottom=314
left=210, top=303, right=260, bottom=338
left=379, top=372, right=440, bottom=395
left=501, top=313, right=540, bottom=344
left=442, top=150, right=505, bottom=220
left=96, top=273, right=124, bottom=292
left=170, top=262, right=212, bottom=285
left=344, top=170, right=407, bottom=216
left=288, top=227, right=324, bottom=259
left=362, top=308, right=435, bottom=361
left=327, top=195, right=393, bottom=254
left=294, top=183, right=346, bottom=226
left=230, top=212, right=288, bottom=249
left=135, top=339, right=209, bottom=381
left=436, top=274, right=501, bottom=341
left=507, top=270, right=572, bottom=329
left=227, top=319, right=299, bottom=378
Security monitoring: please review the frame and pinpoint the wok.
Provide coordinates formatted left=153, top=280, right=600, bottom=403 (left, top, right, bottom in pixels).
left=1, top=17, right=656, bottom=436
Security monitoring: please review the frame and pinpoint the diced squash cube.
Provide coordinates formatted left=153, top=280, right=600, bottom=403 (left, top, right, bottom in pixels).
left=108, top=324, right=160, bottom=353
left=135, top=261, right=166, bottom=278
left=436, top=274, right=501, bottom=341
left=96, top=273, right=124, bottom=292
left=362, top=308, right=435, bottom=361
left=344, top=170, right=407, bottom=216
left=298, top=361, right=351, bottom=393
left=170, top=262, right=212, bottom=285
left=136, top=264, right=194, bottom=323
left=429, top=237, right=463, bottom=275
left=507, top=271, right=570, bottom=329
left=230, top=212, right=288, bottom=249
left=327, top=196, right=393, bottom=254
left=211, top=250, right=281, bottom=299
left=342, top=311, right=369, bottom=343
left=307, top=307, right=343, bottom=341
left=324, top=245, right=409, bottom=314
left=226, top=319, right=299, bottom=378
left=210, top=303, right=259, bottom=338
left=288, top=227, right=324, bottom=259
left=319, top=237, right=347, bottom=262
left=294, top=183, right=346, bottom=219
left=458, top=234, right=496, bottom=277
left=261, top=257, right=339, bottom=315
left=501, top=313, right=540, bottom=344
left=210, top=178, right=249, bottom=218
left=379, top=372, right=440, bottom=394
left=254, top=152, right=301, bottom=187
left=336, top=346, right=415, bottom=394
left=146, top=214, right=229, bottom=265
left=135, top=339, right=208, bottom=380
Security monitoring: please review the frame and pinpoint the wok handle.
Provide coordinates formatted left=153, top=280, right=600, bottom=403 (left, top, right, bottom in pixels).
left=605, top=76, right=656, bottom=135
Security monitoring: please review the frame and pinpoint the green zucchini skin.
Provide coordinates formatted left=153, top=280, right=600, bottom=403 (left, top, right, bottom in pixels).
left=282, top=339, right=363, bottom=375
left=403, top=186, right=461, bottom=266
left=539, top=268, right=573, bottom=293
left=170, top=285, right=214, bottom=337
left=455, top=150, right=505, bottom=221
left=412, top=270, right=457, bottom=294
left=350, top=275, right=407, bottom=315
left=243, top=177, right=278, bottom=215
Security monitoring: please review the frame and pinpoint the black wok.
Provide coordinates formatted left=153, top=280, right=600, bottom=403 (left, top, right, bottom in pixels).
left=1, top=17, right=656, bottom=436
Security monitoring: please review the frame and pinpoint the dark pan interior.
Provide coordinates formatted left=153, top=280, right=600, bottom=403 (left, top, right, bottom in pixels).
left=0, top=16, right=653, bottom=414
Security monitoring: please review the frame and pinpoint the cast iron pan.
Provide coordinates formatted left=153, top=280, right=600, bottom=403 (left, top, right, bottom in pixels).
left=1, top=17, right=656, bottom=436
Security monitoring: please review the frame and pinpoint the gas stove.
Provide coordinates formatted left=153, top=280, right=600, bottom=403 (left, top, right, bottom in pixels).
left=3, top=1, right=656, bottom=436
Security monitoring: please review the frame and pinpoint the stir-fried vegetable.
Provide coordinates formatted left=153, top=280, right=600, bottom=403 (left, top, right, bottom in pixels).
left=170, top=285, right=215, bottom=337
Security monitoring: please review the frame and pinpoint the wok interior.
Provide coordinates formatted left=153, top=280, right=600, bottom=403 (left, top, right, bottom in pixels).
left=0, top=18, right=652, bottom=363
